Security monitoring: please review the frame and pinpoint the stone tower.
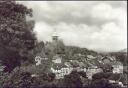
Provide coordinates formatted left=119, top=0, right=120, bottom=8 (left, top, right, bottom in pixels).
left=52, top=29, right=58, bottom=43
left=52, top=29, right=59, bottom=54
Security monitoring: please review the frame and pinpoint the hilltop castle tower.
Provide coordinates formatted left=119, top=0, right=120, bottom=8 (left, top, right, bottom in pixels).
left=45, top=29, right=65, bottom=56
left=52, top=29, right=59, bottom=43
left=52, top=29, right=59, bottom=54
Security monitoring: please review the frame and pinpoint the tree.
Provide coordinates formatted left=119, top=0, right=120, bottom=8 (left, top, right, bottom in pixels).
left=0, top=47, right=21, bottom=72
left=91, top=72, right=124, bottom=88
left=109, top=52, right=127, bottom=67
left=33, top=41, right=44, bottom=55
left=78, top=71, right=87, bottom=78
left=0, top=1, right=37, bottom=72
left=101, top=64, right=113, bottom=73
left=63, top=70, right=83, bottom=88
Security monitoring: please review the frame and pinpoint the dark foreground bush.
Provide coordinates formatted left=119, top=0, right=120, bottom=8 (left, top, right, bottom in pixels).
left=0, top=70, right=127, bottom=88
left=0, top=69, right=57, bottom=88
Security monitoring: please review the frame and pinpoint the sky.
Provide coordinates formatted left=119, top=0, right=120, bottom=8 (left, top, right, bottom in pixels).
left=18, top=1, right=127, bottom=52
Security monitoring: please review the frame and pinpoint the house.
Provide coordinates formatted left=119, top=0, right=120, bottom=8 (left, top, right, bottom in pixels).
left=87, top=55, right=96, bottom=60
left=86, top=67, right=102, bottom=79
left=60, top=67, right=73, bottom=77
left=35, top=56, right=48, bottom=65
left=52, top=54, right=62, bottom=64
left=112, top=61, right=123, bottom=73
left=64, top=61, right=72, bottom=67
left=51, top=63, right=73, bottom=79
left=75, top=67, right=87, bottom=72
left=102, top=56, right=112, bottom=64
left=101, top=56, right=116, bottom=64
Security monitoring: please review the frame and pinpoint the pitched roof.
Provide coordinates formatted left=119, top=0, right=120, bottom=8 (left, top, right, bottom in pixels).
left=52, top=63, right=67, bottom=70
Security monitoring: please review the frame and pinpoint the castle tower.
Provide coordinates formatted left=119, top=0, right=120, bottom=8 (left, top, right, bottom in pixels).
left=52, top=29, right=58, bottom=42
left=51, top=29, right=62, bottom=63
left=51, top=29, right=65, bottom=55
left=52, top=29, right=59, bottom=55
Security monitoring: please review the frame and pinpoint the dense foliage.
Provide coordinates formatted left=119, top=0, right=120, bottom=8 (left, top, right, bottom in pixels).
left=0, top=69, right=127, bottom=88
left=109, top=52, right=127, bottom=66
left=0, top=1, right=37, bottom=72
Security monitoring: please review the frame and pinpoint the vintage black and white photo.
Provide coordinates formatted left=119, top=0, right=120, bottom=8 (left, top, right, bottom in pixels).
left=0, top=1, right=127, bottom=88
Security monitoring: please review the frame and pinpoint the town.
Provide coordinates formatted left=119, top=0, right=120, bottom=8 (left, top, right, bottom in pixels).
left=33, top=31, right=124, bottom=79
left=0, top=1, right=127, bottom=88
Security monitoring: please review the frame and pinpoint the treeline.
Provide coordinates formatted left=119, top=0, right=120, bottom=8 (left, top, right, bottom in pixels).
left=33, top=40, right=98, bottom=60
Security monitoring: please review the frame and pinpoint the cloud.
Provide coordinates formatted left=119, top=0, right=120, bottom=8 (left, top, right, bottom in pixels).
left=34, top=22, right=54, bottom=42
left=18, top=1, right=127, bottom=52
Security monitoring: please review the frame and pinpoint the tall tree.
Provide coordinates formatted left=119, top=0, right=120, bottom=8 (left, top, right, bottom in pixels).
left=0, top=1, right=37, bottom=72
left=63, top=70, right=83, bottom=88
